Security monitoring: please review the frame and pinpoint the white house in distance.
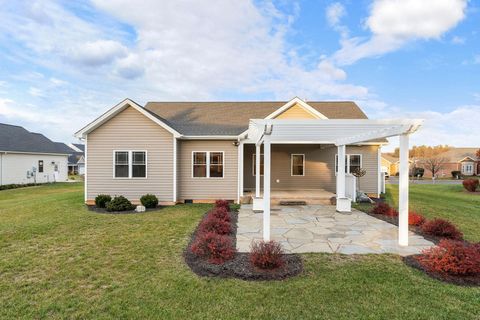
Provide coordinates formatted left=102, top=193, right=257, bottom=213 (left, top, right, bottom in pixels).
left=0, top=123, right=73, bottom=185
left=68, top=143, right=85, bottom=175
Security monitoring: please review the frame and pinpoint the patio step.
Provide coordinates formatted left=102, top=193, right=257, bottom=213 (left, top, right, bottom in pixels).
left=279, top=201, right=307, bottom=206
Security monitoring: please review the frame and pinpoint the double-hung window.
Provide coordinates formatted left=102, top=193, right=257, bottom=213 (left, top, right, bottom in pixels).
left=192, top=151, right=224, bottom=178
left=291, top=154, right=305, bottom=176
left=335, top=154, right=362, bottom=174
left=114, top=151, right=147, bottom=178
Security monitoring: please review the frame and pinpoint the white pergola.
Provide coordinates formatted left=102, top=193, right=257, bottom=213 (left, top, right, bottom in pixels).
left=245, top=118, right=423, bottom=246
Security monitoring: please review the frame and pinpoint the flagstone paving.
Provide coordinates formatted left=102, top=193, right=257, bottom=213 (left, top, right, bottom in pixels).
left=236, top=204, right=434, bottom=256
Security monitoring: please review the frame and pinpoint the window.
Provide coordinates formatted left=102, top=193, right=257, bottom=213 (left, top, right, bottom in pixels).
left=114, top=151, right=147, bottom=178
left=192, top=151, right=224, bottom=178
left=210, top=152, right=224, bottom=178
left=252, top=154, right=264, bottom=176
left=291, top=154, right=305, bottom=176
left=132, top=151, right=146, bottom=178
left=38, top=160, right=44, bottom=173
left=462, top=162, right=474, bottom=175
left=335, top=154, right=363, bottom=174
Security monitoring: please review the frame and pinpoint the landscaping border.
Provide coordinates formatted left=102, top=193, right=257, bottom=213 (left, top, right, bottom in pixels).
left=404, top=255, right=480, bottom=287
left=184, top=209, right=303, bottom=281
left=86, top=205, right=164, bottom=214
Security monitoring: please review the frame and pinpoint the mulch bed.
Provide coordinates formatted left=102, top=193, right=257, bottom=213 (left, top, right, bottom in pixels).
left=404, top=255, right=480, bottom=287
left=86, top=205, right=164, bottom=214
left=184, top=210, right=303, bottom=281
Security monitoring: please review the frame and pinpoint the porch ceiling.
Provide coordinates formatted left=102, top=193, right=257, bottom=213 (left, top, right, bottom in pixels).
left=246, top=119, right=423, bottom=146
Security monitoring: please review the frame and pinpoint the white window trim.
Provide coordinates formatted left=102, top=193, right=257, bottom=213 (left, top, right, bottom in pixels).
left=192, top=151, right=225, bottom=179
left=252, top=153, right=264, bottom=176
left=291, top=154, right=305, bottom=176
left=113, top=150, right=148, bottom=179
left=462, top=162, right=474, bottom=174
left=335, top=154, right=363, bottom=175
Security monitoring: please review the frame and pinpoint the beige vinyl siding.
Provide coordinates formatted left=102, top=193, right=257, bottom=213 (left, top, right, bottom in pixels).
left=274, top=103, right=319, bottom=119
left=178, top=140, right=238, bottom=201
left=86, top=106, right=174, bottom=202
left=244, top=144, right=379, bottom=195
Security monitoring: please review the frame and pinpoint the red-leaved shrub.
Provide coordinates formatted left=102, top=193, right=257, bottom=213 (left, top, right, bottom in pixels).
left=211, top=206, right=230, bottom=222
left=249, top=240, right=285, bottom=270
left=409, top=211, right=426, bottom=226
left=421, top=218, right=463, bottom=240
left=372, top=202, right=398, bottom=217
left=215, top=199, right=230, bottom=211
left=199, top=214, right=232, bottom=235
left=416, top=240, right=480, bottom=276
left=463, top=179, right=479, bottom=192
left=191, top=231, right=235, bottom=264
left=372, top=202, right=391, bottom=215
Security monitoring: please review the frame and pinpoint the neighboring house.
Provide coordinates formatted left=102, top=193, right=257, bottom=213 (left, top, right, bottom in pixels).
left=416, top=148, right=479, bottom=178
left=75, top=98, right=392, bottom=205
left=381, top=154, right=414, bottom=176
left=68, top=143, right=85, bottom=175
left=0, top=123, right=73, bottom=185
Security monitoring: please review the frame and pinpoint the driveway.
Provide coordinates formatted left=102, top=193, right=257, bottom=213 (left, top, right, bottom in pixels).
left=236, top=205, right=434, bottom=256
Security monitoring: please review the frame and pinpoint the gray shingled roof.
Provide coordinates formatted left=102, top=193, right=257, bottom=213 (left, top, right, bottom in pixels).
left=72, top=143, right=85, bottom=152
left=0, top=123, right=74, bottom=154
left=144, top=101, right=368, bottom=136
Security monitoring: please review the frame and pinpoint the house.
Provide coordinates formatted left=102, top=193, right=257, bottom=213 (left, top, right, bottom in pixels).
left=68, top=143, right=85, bottom=175
left=75, top=97, right=422, bottom=245
left=416, top=147, right=479, bottom=178
left=0, top=123, right=73, bottom=185
left=381, top=154, right=414, bottom=176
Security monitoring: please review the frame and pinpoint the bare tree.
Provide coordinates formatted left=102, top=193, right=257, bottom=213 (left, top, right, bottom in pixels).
left=421, top=156, right=449, bottom=178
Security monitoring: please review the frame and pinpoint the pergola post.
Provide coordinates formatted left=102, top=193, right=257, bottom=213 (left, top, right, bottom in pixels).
left=255, top=144, right=261, bottom=198
left=336, top=145, right=351, bottom=212
left=398, top=134, right=409, bottom=246
left=263, top=136, right=271, bottom=241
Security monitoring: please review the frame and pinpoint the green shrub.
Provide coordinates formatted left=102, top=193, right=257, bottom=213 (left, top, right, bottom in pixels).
left=106, top=196, right=135, bottom=212
left=140, top=194, right=158, bottom=208
left=95, top=194, right=111, bottom=208
left=0, top=183, right=39, bottom=191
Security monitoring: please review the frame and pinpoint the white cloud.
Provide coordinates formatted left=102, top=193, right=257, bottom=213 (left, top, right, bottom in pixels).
left=67, top=40, right=127, bottom=67
left=326, top=2, right=345, bottom=27
left=451, top=35, right=466, bottom=44
left=334, top=0, right=467, bottom=65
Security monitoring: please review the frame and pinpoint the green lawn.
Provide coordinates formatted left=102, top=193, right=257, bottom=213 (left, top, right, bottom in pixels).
left=0, top=183, right=479, bottom=319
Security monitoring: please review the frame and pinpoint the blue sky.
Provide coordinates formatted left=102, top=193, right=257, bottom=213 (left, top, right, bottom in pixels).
left=0, top=0, right=478, bottom=150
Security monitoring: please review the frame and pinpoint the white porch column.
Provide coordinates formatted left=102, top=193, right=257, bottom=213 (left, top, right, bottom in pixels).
left=255, top=144, right=261, bottom=198
left=237, top=141, right=244, bottom=204
left=399, top=134, right=409, bottom=246
left=263, top=136, right=271, bottom=241
left=337, top=145, right=346, bottom=198
left=336, top=145, right=351, bottom=212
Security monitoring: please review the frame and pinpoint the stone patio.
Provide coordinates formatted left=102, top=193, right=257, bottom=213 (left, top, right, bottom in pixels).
left=236, top=204, right=435, bottom=256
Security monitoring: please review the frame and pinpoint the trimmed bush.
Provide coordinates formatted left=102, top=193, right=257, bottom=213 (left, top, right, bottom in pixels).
left=451, top=170, right=462, bottom=179
left=372, top=202, right=397, bottom=216
left=106, top=196, right=135, bottom=212
left=191, top=231, right=235, bottom=264
left=199, top=214, right=232, bottom=235
left=463, top=179, right=479, bottom=192
left=408, top=211, right=426, bottom=226
left=215, top=199, right=230, bottom=211
left=250, top=240, right=285, bottom=270
left=412, top=167, right=424, bottom=178
left=95, top=194, right=111, bottom=208
left=0, top=183, right=40, bottom=191
left=140, top=194, right=158, bottom=208
left=421, top=218, right=463, bottom=240
left=416, top=240, right=480, bottom=276
left=211, top=206, right=231, bottom=222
